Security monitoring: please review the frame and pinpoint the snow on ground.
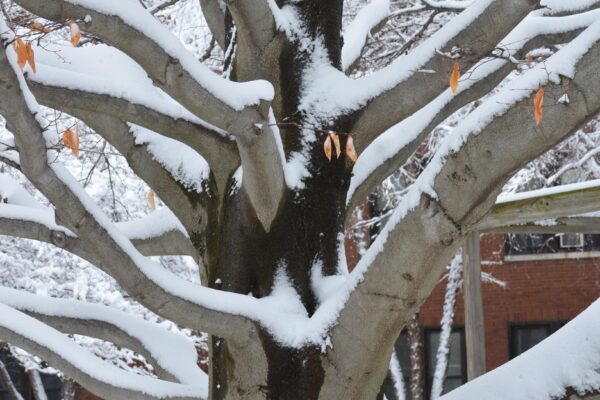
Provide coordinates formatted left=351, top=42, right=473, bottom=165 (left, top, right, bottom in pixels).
left=440, top=299, right=600, bottom=400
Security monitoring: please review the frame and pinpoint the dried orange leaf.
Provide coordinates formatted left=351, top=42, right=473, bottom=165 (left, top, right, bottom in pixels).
left=346, top=134, right=358, bottom=163
left=25, top=42, right=36, bottom=73
left=63, top=129, right=74, bottom=149
left=148, top=190, right=156, bottom=210
left=62, top=128, right=80, bottom=157
left=13, top=38, right=27, bottom=71
left=329, top=131, right=341, bottom=159
left=534, top=87, right=544, bottom=126
left=28, top=22, right=52, bottom=33
left=449, top=62, right=460, bottom=95
left=323, top=134, right=332, bottom=161
left=69, top=18, right=81, bottom=47
left=527, top=54, right=533, bottom=68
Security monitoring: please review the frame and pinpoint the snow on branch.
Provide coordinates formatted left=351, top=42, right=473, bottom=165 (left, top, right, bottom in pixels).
left=303, top=0, right=537, bottom=156
left=13, top=0, right=274, bottom=129
left=539, top=0, right=600, bottom=15
left=117, top=208, right=197, bottom=258
left=440, top=299, right=600, bottom=400
left=60, top=111, right=216, bottom=233
left=421, top=0, right=473, bottom=10
left=25, top=43, right=239, bottom=178
left=0, top=173, right=45, bottom=209
left=431, top=255, right=462, bottom=399
left=0, top=204, right=195, bottom=257
left=0, top=303, right=206, bottom=400
left=341, top=0, right=390, bottom=72
left=15, top=0, right=286, bottom=231
left=0, top=287, right=207, bottom=387
left=346, top=8, right=600, bottom=213
left=0, top=27, right=261, bottom=343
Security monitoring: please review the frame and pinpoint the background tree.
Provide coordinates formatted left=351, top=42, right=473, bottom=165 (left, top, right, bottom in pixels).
left=1, top=0, right=600, bottom=399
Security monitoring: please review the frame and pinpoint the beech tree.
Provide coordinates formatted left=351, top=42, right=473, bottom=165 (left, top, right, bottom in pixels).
left=1, top=0, right=600, bottom=399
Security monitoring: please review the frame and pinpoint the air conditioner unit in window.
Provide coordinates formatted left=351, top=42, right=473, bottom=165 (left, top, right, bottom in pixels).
left=559, top=233, right=584, bottom=248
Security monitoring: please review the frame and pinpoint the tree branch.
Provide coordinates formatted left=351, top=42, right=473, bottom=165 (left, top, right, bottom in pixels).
left=0, top=28, right=260, bottom=344
left=27, top=369, right=48, bottom=400
left=198, top=0, right=227, bottom=49
left=322, top=31, right=600, bottom=398
left=65, top=109, right=211, bottom=236
left=348, top=0, right=539, bottom=154
left=0, top=206, right=196, bottom=258
left=342, top=0, right=390, bottom=73
left=0, top=287, right=207, bottom=385
left=226, top=0, right=277, bottom=51
left=27, top=79, right=239, bottom=192
left=346, top=13, right=595, bottom=214
left=13, top=0, right=273, bottom=133
left=0, top=304, right=205, bottom=400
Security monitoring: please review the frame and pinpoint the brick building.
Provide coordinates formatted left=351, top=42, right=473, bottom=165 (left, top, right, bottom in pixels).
left=386, top=232, right=600, bottom=399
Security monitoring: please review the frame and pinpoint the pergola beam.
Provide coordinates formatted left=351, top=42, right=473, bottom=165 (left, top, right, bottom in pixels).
left=477, top=182, right=600, bottom=231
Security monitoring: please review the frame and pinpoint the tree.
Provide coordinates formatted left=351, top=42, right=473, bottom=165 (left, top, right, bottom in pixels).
left=1, top=0, right=600, bottom=399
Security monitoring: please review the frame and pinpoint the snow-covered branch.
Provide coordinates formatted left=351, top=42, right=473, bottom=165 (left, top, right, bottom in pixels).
left=13, top=0, right=274, bottom=132
left=539, top=0, right=600, bottom=16
left=0, top=303, right=206, bottom=400
left=27, top=79, right=239, bottom=190
left=322, top=24, right=600, bottom=397
left=118, top=209, right=198, bottom=258
left=346, top=9, right=600, bottom=213
left=341, top=0, right=390, bottom=72
left=421, top=0, right=472, bottom=11
left=0, top=26, right=261, bottom=344
left=348, top=0, right=538, bottom=154
left=0, top=203, right=196, bottom=258
left=0, top=287, right=207, bottom=386
left=65, top=110, right=212, bottom=235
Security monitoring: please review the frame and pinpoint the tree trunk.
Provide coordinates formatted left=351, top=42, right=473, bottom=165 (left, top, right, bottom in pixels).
left=202, top=2, right=367, bottom=398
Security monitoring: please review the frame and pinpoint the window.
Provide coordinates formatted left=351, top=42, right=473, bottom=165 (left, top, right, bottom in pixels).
left=509, top=323, right=564, bottom=358
left=382, top=328, right=467, bottom=399
left=425, top=329, right=466, bottom=395
left=0, top=349, right=62, bottom=400
left=504, top=233, right=600, bottom=259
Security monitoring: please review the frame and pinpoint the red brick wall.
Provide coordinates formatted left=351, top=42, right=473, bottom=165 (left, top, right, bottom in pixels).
left=418, top=234, right=600, bottom=371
